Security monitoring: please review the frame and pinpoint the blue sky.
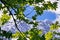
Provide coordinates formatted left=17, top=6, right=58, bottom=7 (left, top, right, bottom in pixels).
left=0, top=4, right=57, bottom=22
left=36, top=10, right=56, bottom=21
left=24, top=5, right=57, bottom=21
left=0, top=0, right=60, bottom=40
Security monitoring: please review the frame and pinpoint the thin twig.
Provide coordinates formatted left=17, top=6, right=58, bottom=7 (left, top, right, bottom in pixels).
left=0, top=0, right=27, bottom=39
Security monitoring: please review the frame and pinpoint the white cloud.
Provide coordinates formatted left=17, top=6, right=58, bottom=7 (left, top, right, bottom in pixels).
left=55, top=1, right=60, bottom=14
left=0, top=10, right=3, bottom=17
left=0, top=0, right=60, bottom=23
left=46, top=0, right=60, bottom=23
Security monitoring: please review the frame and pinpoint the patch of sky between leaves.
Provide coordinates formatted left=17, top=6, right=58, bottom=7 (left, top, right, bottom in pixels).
left=24, top=4, right=57, bottom=21
left=36, top=10, right=57, bottom=21
left=0, top=4, right=57, bottom=34
left=24, top=4, right=36, bottom=18
left=7, top=4, right=57, bottom=21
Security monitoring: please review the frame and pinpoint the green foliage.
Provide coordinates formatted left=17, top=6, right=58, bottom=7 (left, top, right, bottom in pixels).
left=32, top=16, right=36, bottom=20
left=28, top=21, right=38, bottom=27
left=17, top=37, right=26, bottom=40
left=17, top=11, right=24, bottom=20
left=0, top=0, right=57, bottom=22
left=50, top=21, right=59, bottom=30
left=45, top=32, right=53, bottom=40
left=12, top=31, right=27, bottom=40
left=0, top=3, right=2, bottom=10
left=33, top=22, right=38, bottom=27
left=24, top=28, right=45, bottom=40
left=3, top=9, right=8, bottom=14
left=0, top=14, right=10, bottom=25
left=35, top=0, right=44, bottom=3
left=0, top=30, right=12, bottom=38
left=0, top=0, right=58, bottom=40
left=43, top=1, right=57, bottom=10
left=50, top=24, right=58, bottom=30
left=12, top=31, right=20, bottom=38
left=35, top=6, right=44, bottom=15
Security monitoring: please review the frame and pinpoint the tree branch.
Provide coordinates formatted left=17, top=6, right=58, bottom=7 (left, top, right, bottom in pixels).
left=0, top=0, right=21, bottom=32
left=0, top=0, right=27, bottom=39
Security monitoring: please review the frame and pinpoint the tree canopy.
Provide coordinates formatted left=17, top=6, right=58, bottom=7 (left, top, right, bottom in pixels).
left=0, top=0, right=59, bottom=40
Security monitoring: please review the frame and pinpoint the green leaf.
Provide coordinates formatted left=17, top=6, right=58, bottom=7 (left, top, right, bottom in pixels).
left=0, top=14, right=11, bottom=25
left=32, top=16, right=36, bottom=20
left=0, top=0, right=58, bottom=40
left=33, top=22, right=38, bottom=27
left=45, top=32, right=53, bottom=40
left=3, top=9, right=8, bottom=14
left=0, top=4, right=2, bottom=10
left=0, top=30, right=12, bottom=38
left=26, top=28, right=45, bottom=40
left=17, top=36, right=26, bottom=40
left=35, top=6, right=43, bottom=15
left=35, top=0, right=44, bottom=3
